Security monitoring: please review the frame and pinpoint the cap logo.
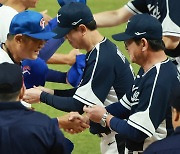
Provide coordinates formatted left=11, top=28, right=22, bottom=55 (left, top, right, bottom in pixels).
left=135, top=32, right=146, bottom=36
left=57, top=14, right=61, bottom=23
left=72, top=19, right=82, bottom=26
left=40, top=18, right=45, bottom=29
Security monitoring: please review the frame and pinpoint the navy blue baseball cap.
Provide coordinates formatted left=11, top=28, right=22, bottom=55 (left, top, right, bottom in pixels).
left=57, top=0, right=86, bottom=7
left=112, top=14, right=162, bottom=41
left=53, top=2, right=94, bottom=38
left=10, top=10, right=56, bottom=40
left=0, top=63, right=22, bottom=93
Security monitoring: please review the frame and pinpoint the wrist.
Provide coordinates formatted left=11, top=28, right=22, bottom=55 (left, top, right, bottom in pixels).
left=100, top=112, right=109, bottom=127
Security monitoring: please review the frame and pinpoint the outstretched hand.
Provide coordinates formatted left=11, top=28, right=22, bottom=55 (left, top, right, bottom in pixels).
left=23, top=86, right=43, bottom=104
left=57, top=112, right=90, bottom=134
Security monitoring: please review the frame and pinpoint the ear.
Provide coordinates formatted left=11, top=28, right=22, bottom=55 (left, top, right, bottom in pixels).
left=14, top=34, right=23, bottom=44
left=141, top=38, right=148, bottom=52
left=19, top=83, right=26, bottom=100
left=173, top=108, right=180, bottom=122
left=78, top=24, right=87, bottom=36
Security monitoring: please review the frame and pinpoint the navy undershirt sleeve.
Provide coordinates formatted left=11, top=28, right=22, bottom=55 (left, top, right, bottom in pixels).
left=40, top=92, right=84, bottom=114
left=38, top=38, right=65, bottom=62
left=54, top=88, right=77, bottom=97
left=45, top=69, right=67, bottom=83
left=110, top=117, right=148, bottom=142
left=105, top=102, right=130, bottom=119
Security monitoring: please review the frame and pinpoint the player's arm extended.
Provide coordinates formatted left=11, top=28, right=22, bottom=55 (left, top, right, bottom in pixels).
left=94, top=6, right=133, bottom=27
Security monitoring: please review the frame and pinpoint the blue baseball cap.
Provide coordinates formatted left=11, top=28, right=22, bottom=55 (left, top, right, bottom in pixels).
left=10, top=10, right=56, bottom=40
left=112, top=14, right=162, bottom=41
left=22, top=58, right=48, bottom=89
left=57, top=0, right=86, bottom=7
left=67, top=54, right=86, bottom=87
left=53, top=2, right=94, bottom=38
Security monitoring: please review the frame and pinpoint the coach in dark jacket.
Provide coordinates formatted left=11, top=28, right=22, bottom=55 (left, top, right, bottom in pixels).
left=144, top=85, right=180, bottom=154
left=0, top=62, right=73, bottom=154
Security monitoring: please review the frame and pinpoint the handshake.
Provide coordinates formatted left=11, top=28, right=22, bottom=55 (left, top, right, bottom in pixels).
left=57, top=112, right=90, bottom=134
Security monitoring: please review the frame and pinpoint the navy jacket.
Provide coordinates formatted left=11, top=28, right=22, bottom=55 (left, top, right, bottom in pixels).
left=144, top=127, right=180, bottom=154
left=0, top=102, right=73, bottom=154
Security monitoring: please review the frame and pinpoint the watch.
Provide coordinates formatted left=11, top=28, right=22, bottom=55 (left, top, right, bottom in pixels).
left=100, top=112, right=109, bottom=127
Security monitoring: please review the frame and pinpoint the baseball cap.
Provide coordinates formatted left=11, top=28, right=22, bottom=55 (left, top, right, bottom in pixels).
left=169, top=84, right=180, bottom=111
left=22, top=58, right=48, bottom=89
left=112, top=14, right=162, bottom=41
left=57, top=0, right=86, bottom=7
left=67, top=54, right=86, bottom=87
left=0, top=63, right=22, bottom=93
left=53, top=2, right=94, bottom=38
left=9, top=10, right=56, bottom=40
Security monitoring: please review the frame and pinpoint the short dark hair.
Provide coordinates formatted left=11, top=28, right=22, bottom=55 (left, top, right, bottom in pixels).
left=7, top=33, right=15, bottom=40
left=133, top=38, right=165, bottom=51
left=0, top=90, right=20, bottom=102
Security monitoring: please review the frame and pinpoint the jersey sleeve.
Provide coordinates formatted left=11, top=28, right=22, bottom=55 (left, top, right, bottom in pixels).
left=125, top=0, right=148, bottom=14
left=162, top=0, right=180, bottom=37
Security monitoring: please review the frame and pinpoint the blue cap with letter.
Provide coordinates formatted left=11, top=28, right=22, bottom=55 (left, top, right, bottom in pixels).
left=112, top=14, right=162, bottom=41
left=10, top=10, right=56, bottom=40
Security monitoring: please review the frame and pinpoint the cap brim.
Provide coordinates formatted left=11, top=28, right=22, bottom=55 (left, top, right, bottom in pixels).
left=27, top=31, right=56, bottom=40
left=53, top=26, right=73, bottom=39
left=112, top=33, right=133, bottom=41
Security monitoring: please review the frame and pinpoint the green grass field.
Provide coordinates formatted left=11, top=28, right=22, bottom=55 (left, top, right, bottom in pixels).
left=32, top=0, right=139, bottom=153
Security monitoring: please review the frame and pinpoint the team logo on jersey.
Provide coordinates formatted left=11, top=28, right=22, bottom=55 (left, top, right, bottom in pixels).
left=131, top=85, right=139, bottom=102
left=22, top=66, right=31, bottom=75
left=40, top=18, right=45, bottom=29
left=147, top=3, right=161, bottom=19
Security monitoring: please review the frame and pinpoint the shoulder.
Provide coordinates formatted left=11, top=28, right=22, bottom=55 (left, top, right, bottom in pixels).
left=144, top=134, right=180, bottom=153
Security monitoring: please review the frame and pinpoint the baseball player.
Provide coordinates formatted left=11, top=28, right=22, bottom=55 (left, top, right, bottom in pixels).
left=84, top=14, right=180, bottom=153
left=0, top=0, right=86, bottom=89
left=94, top=0, right=180, bottom=71
left=24, top=3, right=135, bottom=154
left=0, top=10, right=55, bottom=108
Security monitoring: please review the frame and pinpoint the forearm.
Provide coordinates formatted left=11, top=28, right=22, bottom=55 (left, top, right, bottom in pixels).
left=105, top=102, right=130, bottom=119
left=54, top=88, right=77, bottom=97
left=107, top=116, right=148, bottom=142
left=163, top=36, right=180, bottom=49
left=94, top=7, right=133, bottom=27
left=40, top=92, right=84, bottom=114
left=46, top=69, right=67, bottom=83
left=38, top=38, right=65, bottom=62
left=47, top=53, right=75, bottom=65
